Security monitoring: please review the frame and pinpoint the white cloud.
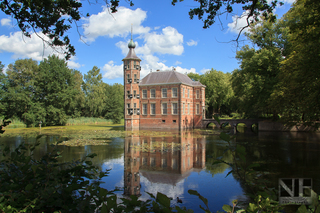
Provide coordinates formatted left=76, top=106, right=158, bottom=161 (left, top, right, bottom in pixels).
left=102, top=60, right=124, bottom=79
left=227, top=11, right=253, bottom=34
left=139, top=26, right=184, bottom=55
left=139, top=175, right=185, bottom=201
left=67, top=56, right=83, bottom=69
left=175, top=61, right=182, bottom=65
left=187, top=39, right=198, bottom=46
left=82, top=6, right=150, bottom=42
left=0, top=31, right=58, bottom=60
left=0, top=31, right=81, bottom=68
left=200, top=68, right=209, bottom=74
left=90, top=7, right=192, bottom=80
left=1, top=18, right=11, bottom=27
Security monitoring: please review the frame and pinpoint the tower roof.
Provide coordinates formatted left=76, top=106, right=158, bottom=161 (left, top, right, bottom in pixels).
left=139, top=70, right=205, bottom=87
left=123, top=39, right=141, bottom=61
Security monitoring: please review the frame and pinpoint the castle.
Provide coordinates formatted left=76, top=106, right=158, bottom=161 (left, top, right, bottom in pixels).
left=123, top=37, right=206, bottom=130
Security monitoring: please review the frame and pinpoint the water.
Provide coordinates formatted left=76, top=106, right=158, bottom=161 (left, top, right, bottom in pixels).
left=1, top=128, right=320, bottom=212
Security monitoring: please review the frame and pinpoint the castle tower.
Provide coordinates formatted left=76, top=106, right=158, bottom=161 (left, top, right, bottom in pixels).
left=123, top=33, right=141, bottom=130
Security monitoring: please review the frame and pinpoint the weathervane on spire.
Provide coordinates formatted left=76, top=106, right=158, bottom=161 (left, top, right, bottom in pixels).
left=128, top=24, right=136, bottom=49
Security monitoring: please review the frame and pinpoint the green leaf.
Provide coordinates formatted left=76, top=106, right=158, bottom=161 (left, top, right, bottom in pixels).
left=222, top=204, right=232, bottom=212
left=247, top=203, right=257, bottom=212
left=100, top=188, right=109, bottom=197
left=101, top=204, right=108, bottom=213
left=87, top=153, right=97, bottom=158
left=213, top=115, right=220, bottom=124
left=188, top=189, right=199, bottom=196
left=25, top=183, right=33, bottom=191
left=225, top=169, right=233, bottom=178
left=156, top=192, right=171, bottom=208
left=220, top=132, right=230, bottom=142
left=296, top=205, right=308, bottom=213
left=85, top=161, right=92, bottom=165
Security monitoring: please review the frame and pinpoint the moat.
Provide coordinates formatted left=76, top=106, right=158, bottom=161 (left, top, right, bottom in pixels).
left=1, top=128, right=320, bottom=212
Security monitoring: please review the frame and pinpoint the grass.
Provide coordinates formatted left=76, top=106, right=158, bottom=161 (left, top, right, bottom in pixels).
left=0, top=117, right=27, bottom=129
left=66, top=117, right=118, bottom=126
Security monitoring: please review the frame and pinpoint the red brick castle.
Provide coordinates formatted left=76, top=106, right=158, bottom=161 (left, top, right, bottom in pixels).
left=123, top=37, right=206, bottom=130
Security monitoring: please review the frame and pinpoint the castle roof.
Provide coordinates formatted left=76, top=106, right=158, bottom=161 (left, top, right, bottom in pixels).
left=139, top=70, right=205, bottom=87
left=123, top=39, right=141, bottom=61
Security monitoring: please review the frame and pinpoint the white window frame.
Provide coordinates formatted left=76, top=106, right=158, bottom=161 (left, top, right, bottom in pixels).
left=142, top=103, right=147, bottom=115
left=127, top=103, right=130, bottom=115
left=182, top=103, right=185, bottom=115
left=150, top=89, right=156, bottom=98
left=172, top=88, right=178, bottom=98
left=162, top=103, right=167, bottom=115
left=188, top=103, right=190, bottom=115
left=172, top=103, right=178, bottom=115
left=162, top=88, right=167, bottom=98
left=183, top=88, right=185, bottom=97
left=150, top=103, right=156, bottom=115
left=187, top=89, right=189, bottom=98
left=196, top=90, right=200, bottom=99
left=196, top=104, right=200, bottom=114
left=142, top=90, right=147, bottom=99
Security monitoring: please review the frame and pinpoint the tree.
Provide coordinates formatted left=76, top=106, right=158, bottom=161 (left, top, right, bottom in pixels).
left=0, top=0, right=281, bottom=59
left=270, top=0, right=320, bottom=124
left=0, top=62, right=6, bottom=117
left=83, top=66, right=106, bottom=117
left=104, top=83, right=124, bottom=124
left=231, top=17, right=286, bottom=118
left=35, top=55, right=82, bottom=125
left=188, top=70, right=234, bottom=117
left=3, top=59, right=39, bottom=122
left=201, top=69, right=234, bottom=116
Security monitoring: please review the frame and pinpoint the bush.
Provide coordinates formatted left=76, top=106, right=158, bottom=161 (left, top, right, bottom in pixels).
left=0, top=138, right=111, bottom=212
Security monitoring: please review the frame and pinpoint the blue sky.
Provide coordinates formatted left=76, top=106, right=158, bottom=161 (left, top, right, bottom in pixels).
left=0, top=0, right=294, bottom=84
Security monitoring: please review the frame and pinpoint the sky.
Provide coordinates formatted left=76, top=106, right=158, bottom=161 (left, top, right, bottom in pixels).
left=0, top=0, right=295, bottom=84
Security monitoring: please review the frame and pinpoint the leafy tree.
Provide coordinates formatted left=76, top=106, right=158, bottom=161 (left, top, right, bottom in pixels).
left=83, top=66, right=106, bottom=117
left=270, top=0, right=320, bottom=124
left=0, top=62, right=6, bottom=117
left=104, top=83, right=124, bottom=124
left=187, top=72, right=201, bottom=81
left=3, top=59, right=39, bottom=123
left=69, top=70, right=86, bottom=118
left=35, top=55, right=82, bottom=125
left=194, top=69, right=234, bottom=117
left=231, top=17, right=286, bottom=118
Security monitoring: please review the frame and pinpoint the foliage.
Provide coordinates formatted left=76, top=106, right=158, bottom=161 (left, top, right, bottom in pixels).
left=188, top=70, right=234, bottom=117
left=231, top=17, right=286, bottom=119
left=104, top=83, right=124, bottom=124
left=0, top=139, right=112, bottom=212
left=270, top=0, right=320, bottom=125
left=66, top=117, right=113, bottom=125
left=0, top=0, right=133, bottom=60
left=2, top=59, right=38, bottom=123
left=172, top=0, right=282, bottom=37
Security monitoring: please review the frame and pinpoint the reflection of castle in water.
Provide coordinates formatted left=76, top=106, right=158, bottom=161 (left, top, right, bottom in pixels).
left=124, top=132, right=206, bottom=196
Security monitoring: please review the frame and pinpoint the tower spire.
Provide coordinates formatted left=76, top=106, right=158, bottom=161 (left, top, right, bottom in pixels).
left=128, top=24, right=136, bottom=49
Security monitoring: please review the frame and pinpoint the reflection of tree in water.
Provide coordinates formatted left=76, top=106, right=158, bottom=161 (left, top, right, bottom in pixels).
left=0, top=135, right=124, bottom=170
left=229, top=132, right=320, bottom=201
left=205, top=138, right=233, bottom=177
left=123, top=131, right=206, bottom=196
